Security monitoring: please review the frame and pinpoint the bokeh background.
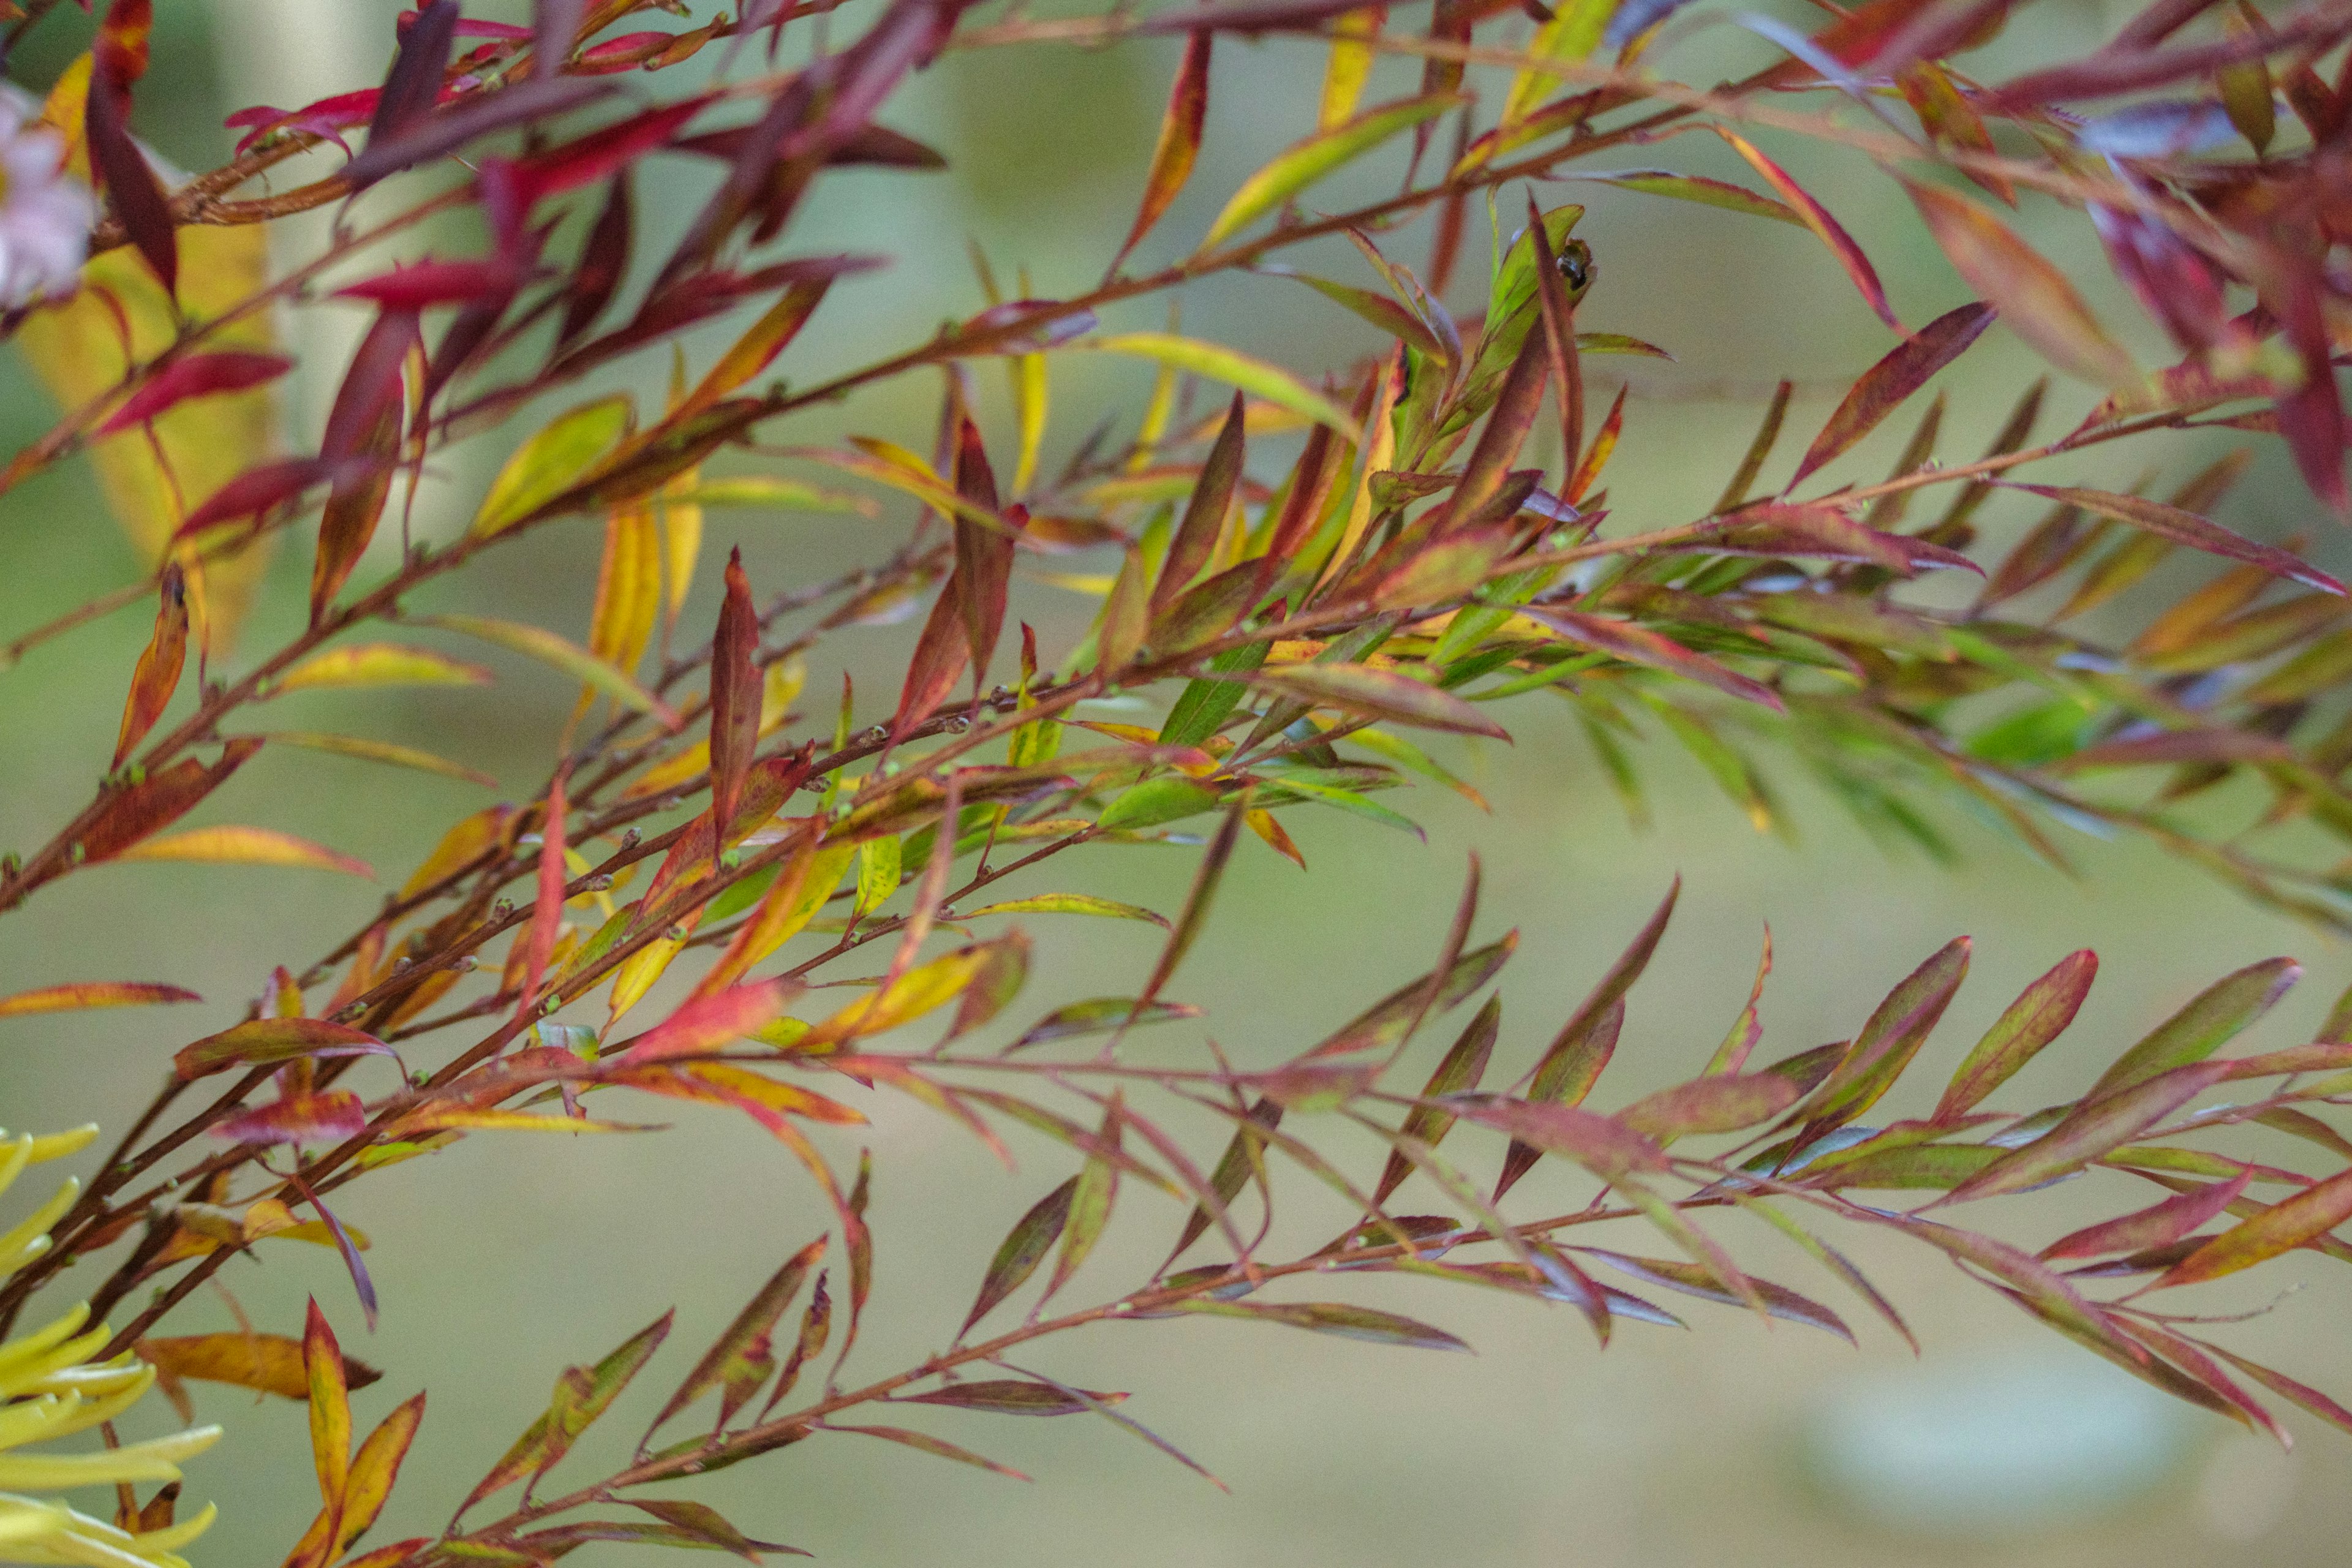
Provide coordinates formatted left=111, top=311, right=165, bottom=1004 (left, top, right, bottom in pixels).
left=5, top=1, right=2351, bottom=1563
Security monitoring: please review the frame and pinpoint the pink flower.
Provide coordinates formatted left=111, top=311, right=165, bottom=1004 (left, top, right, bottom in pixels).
left=0, top=102, right=94, bottom=309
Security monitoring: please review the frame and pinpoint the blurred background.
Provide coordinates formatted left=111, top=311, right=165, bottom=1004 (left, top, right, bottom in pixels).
left=4, top=0, right=2351, bottom=1563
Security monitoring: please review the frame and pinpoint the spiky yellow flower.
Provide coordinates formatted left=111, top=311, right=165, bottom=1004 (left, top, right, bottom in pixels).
left=0, top=1126, right=221, bottom=1568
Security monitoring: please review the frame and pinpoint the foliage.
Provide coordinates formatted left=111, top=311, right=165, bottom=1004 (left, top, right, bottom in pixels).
left=7, top=0, right=2352, bottom=1559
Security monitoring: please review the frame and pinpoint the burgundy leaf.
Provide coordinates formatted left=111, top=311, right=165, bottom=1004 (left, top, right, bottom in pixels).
left=99, top=352, right=293, bottom=435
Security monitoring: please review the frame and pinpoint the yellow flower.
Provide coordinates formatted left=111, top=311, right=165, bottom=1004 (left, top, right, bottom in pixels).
left=0, top=1127, right=221, bottom=1568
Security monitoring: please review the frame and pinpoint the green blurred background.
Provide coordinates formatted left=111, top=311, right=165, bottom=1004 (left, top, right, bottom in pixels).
left=6, top=1, right=2351, bottom=1562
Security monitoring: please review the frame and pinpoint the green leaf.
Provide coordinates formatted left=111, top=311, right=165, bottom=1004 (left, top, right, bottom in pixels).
left=1098, top=777, right=1224, bottom=833
left=1078, top=333, right=1359, bottom=434
left=412, top=614, right=678, bottom=727
left=470, top=394, right=633, bottom=537
left=1560, top=169, right=1805, bottom=226
left=458, top=1312, right=671, bottom=1517
left=961, top=1177, right=1077, bottom=1335
left=2086, top=957, right=2299, bottom=1099
left=1201, top=94, right=1466, bottom=249
left=959, top=894, right=1169, bottom=927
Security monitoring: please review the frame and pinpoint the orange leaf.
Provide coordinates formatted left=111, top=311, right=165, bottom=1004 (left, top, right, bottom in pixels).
left=114, top=562, right=188, bottom=767
left=1900, top=176, right=2137, bottom=389
left=0, top=980, right=198, bottom=1019
left=1113, top=30, right=1211, bottom=272
left=114, top=825, right=374, bottom=879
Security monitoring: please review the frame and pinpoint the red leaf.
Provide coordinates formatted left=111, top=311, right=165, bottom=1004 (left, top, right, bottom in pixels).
left=175, top=458, right=341, bottom=540
left=334, top=258, right=532, bottom=309
left=1717, top=128, right=1896, bottom=330
left=557, top=174, right=633, bottom=348
left=64, top=738, right=263, bottom=876
left=214, top=1090, right=369, bottom=1147
left=363, top=0, right=459, bottom=157
left=1113, top=30, right=1211, bottom=272
left=99, top=352, right=293, bottom=435
left=511, top=97, right=711, bottom=204
left=952, top=419, right=1016, bottom=685
left=611, top=982, right=788, bottom=1066
left=1520, top=606, right=1785, bottom=710
left=1155, top=393, right=1243, bottom=609
left=2007, top=484, right=2346, bottom=595
left=85, top=66, right=177, bottom=296
left=1790, top=303, right=1995, bottom=486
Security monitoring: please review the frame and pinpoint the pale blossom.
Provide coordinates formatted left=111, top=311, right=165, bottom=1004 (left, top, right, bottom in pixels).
left=0, top=104, right=94, bottom=310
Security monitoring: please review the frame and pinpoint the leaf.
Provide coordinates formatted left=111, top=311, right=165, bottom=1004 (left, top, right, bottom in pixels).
left=113, top=566, right=190, bottom=769
left=0, top=981, right=198, bottom=1019
left=1790, top=303, right=1996, bottom=486
left=461, top=1313, right=672, bottom=1517
left=709, top=550, right=761, bottom=836
left=2042, top=1167, right=2253, bottom=1261
left=2086, top=957, right=2299, bottom=1099
left=1048, top=1097, right=1123, bottom=1302
left=1932, top=949, right=2096, bottom=1122
left=1618, top=1074, right=1801, bottom=1139
left=649, top=1237, right=824, bottom=1436
left=826, top=1424, right=1030, bottom=1481
left=1098, top=777, right=1224, bottom=832
left=1377, top=995, right=1501, bottom=1205
left=1250, top=662, right=1507, bottom=738
left=1560, top=168, right=1804, bottom=225
left=669, top=477, right=877, bottom=516
left=1899, top=178, right=2135, bottom=388
left=1521, top=606, right=1784, bottom=710
left=2008, top=485, right=2346, bottom=595
left=612, top=983, right=788, bottom=1066
left=1716, top=129, right=1896, bottom=330
left=962, top=1178, right=1077, bottom=1335
left=899, top=1380, right=1126, bottom=1416
left=289, top=1391, right=424, bottom=1566
left=1798, top=937, right=1970, bottom=1135
left=2155, top=1165, right=2352, bottom=1290
left=175, top=1018, right=394, bottom=1080
left=302, top=1300, right=351, bottom=1513
left=1169, top=1298, right=1469, bottom=1351
left=1114, top=30, right=1212, bottom=270
left=1157, top=393, right=1247, bottom=610
left=413, top=613, right=680, bottom=726
left=1009, top=997, right=1202, bottom=1052
left=1169, top=1096, right=1281, bottom=1259
left=1079, top=333, right=1358, bottom=434
left=1947, top=1061, right=2236, bottom=1203
left=1308, top=934, right=1517, bottom=1058
left=470, top=395, right=634, bottom=537
left=140, top=1333, right=383, bottom=1401
left=1201, top=92, right=1465, bottom=247
left=1451, top=1095, right=1669, bottom=1182
left=960, top=894, right=1168, bottom=927
left=18, top=219, right=279, bottom=648
left=271, top=643, right=491, bottom=692
left=86, top=55, right=175, bottom=295
left=255, top=731, right=497, bottom=789
left=679, top=281, right=831, bottom=417
left=1577, top=1250, right=1855, bottom=1343
left=113, top=826, right=373, bottom=879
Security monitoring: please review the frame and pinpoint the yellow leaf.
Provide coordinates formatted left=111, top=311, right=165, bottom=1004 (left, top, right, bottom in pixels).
left=1074, top=333, right=1358, bottom=434
left=17, top=221, right=279, bottom=649
left=586, top=503, right=662, bottom=682
left=252, top=730, right=497, bottom=788
left=413, top=613, right=679, bottom=726
left=399, top=805, right=514, bottom=899
left=1499, top=0, right=1615, bottom=129
left=271, top=643, right=491, bottom=693
left=1317, top=9, right=1382, bottom=130
left=138, top=1333, right=380, bottom=1403
left=799, top=946, right=992, bottom=1050
left=470, top=394, right=633, bottom=537
left=679, top=280, right=829, bottom=416
left=113, top=826, right=374, bottom=879
left=608, top=936, right=684, bottom=1027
